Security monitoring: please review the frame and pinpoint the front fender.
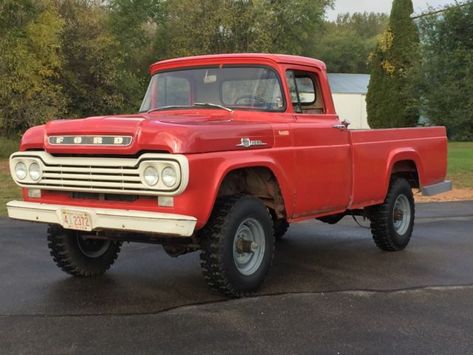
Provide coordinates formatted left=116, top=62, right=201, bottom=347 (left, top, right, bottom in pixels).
left=215, top=154, right=294, bottom=213
left=183, top=149, right=294, bottom=229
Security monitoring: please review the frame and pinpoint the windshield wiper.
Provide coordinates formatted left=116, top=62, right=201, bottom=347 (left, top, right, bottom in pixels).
left=147, top=105, right=191, bottom=113
left=147, top=103, right=233, bottom=113
left=193, top=102, right=233, bottom=112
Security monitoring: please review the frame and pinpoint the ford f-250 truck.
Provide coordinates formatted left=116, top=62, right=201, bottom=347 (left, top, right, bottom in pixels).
left=7, top=54, right=451, bottom=297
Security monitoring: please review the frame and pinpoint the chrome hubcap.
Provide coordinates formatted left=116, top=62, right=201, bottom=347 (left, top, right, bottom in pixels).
left=233, top=218, right=266, bottom=276
left=392, top=195, right=411, bottom=235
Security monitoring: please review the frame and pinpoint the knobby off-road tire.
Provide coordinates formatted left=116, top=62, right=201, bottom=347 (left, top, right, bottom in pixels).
left=199, top=196, right=275, bottom=297
left=367, top=178, right=415, bottom=251
left=47, top=225, right=122, bottom=277
left=274, top=219, right=290, bottom=241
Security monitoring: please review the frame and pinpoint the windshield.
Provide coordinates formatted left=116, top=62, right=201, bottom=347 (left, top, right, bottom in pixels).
left=139, top=66, right=285, bottom=113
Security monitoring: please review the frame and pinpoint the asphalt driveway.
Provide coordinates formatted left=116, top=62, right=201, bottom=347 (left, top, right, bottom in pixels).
left=0, top=201, right=472, bottom=354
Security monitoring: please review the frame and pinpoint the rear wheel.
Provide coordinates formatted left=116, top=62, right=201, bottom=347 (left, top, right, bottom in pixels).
left=367, top=178, right=415, bottom=251
left=47, top=225, right=122, bottom=277
left=199, top=196, right=275, bottom=297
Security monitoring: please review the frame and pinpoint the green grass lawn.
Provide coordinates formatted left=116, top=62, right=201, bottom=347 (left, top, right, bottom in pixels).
left=0, top=137, right=21, bottom=216
left=448, top=142, right=473, bottom=188
left=0, top=160, right=21, bottom=216
left=0, top=139, right=471, bottom=216
left=0, top=136, right=20, bottom=159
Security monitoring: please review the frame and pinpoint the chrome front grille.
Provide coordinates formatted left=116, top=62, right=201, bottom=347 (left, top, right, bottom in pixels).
left=40, top=165, right=142, bottom=191
left=10, top=152, right=189, bottom=196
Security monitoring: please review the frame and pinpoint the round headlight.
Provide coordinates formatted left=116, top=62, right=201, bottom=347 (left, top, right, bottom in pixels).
left=15, top=162, right=27, bottom=180
left=143, top=166, right=159, bottom=186
left=162, top=166, right=177, bottom=187
left=29, top=162, right=42, bottom=181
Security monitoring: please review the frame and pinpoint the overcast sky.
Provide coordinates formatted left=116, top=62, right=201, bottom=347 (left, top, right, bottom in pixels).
left=326, top=0, right=459, bottom=20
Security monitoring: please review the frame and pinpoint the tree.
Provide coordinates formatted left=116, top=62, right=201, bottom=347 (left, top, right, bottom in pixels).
left=56, top=0, right=126, bottom=117
left=0, top=0, right=65, bottom=135
left=159, top=0, right=332, bottom=58
left=366, top=0, right=421, bottom=128
left=418, top=2, right=473, bottom=140
left=267, top=0, right=332, bottom=55
left=336, top=12, right=389, bottom=39
left=314, top=12, right=388, bottom=73
left=108, top=0, right=163, bottom=111
left=159, top=0, right=271, bottom=56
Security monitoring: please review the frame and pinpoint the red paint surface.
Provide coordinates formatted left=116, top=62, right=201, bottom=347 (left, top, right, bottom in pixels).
left=18, top=54, right=449, bottom=230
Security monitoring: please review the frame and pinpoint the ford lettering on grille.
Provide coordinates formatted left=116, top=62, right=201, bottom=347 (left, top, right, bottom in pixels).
left=48, top=136, right=133, bottom=146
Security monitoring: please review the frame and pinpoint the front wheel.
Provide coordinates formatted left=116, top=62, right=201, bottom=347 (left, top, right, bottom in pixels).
left=47, top=225, right=122, bottom=277
left=199, top=196, right=275, bottom=297
left=366, top=178, right=415, bottom=251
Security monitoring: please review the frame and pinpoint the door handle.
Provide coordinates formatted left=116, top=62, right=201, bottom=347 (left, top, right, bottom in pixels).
left=333, top=120, right=350, bottom=131
left=333, top=124, right=347, bottom=131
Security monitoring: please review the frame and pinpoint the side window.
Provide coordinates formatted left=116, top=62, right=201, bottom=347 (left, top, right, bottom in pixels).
left=285, top=70, right=324, bottom=114
left=157, top=75, right=190, bottom=106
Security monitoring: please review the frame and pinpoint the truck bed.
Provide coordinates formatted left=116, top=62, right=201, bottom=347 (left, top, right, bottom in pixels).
left=349, top=127, right=448, bottom=209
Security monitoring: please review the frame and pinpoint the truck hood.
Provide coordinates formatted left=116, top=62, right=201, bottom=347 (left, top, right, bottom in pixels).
left=20, top=111, right=275, bottom=155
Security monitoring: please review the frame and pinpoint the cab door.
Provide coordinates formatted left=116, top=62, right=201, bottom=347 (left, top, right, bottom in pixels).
left=285, top=67, right=352, bottom=219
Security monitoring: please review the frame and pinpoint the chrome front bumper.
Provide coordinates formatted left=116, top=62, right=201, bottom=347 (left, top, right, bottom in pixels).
left=7, top=201, right=197, bottom=237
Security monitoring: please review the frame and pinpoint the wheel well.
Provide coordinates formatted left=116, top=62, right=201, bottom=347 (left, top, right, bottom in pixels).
left=391, top=160, right=419, bottom=188
left=217, top=167, right=286, bottom=220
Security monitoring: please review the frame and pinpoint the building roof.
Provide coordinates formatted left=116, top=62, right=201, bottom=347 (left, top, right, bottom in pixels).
left=328, top=73, right=370, bottom=94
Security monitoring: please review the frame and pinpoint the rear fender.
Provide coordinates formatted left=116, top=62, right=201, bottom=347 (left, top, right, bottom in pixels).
left=383, top=148, right=424, bottom=197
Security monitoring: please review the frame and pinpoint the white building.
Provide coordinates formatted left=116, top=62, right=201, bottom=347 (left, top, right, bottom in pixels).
left=328, top=73, right=371, bottom=129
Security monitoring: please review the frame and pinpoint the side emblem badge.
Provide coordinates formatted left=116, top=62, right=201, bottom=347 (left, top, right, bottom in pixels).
left=236, top=137, right=267, bottom=148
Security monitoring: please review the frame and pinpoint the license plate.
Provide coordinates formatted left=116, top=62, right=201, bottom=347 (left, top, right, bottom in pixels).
left=61, top=210, right=93, bottom=231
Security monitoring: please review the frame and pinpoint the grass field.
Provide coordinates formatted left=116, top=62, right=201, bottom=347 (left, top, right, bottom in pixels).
left=0, top=136, right=20, bottom=159
left=0, top=137, right=21, bottom=216
left=447, top=142, right=473, bottom=188
left=0, top=138, right=471, bottom=216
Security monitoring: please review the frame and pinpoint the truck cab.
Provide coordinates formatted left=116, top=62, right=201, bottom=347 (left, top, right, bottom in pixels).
left=7, top=54, right=451, bottom=297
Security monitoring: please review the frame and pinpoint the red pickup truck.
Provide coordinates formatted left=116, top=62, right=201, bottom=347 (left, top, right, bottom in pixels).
left=8, top=54, right=451, bottom=297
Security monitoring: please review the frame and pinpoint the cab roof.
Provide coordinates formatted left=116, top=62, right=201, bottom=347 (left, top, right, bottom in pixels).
left=149, top=53, right=326, bottom=74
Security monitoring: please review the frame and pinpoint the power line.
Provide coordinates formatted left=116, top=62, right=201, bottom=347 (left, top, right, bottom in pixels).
left=411, top=1, right=472, bottom=19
